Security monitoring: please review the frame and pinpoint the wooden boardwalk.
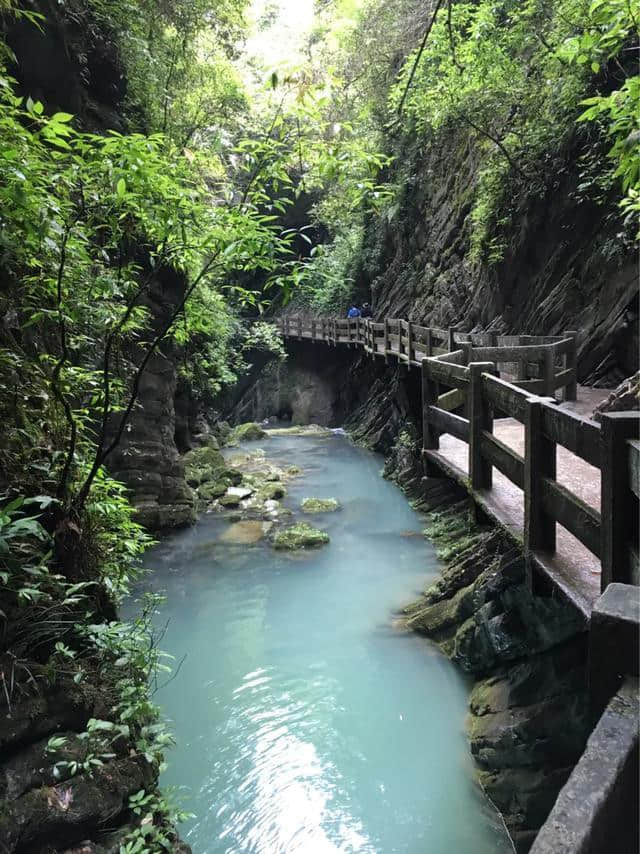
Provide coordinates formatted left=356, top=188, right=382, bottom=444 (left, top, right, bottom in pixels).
left=277, top=316, right=640, bottom=618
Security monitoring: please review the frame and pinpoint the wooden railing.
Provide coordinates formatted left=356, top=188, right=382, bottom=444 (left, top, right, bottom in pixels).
left=276, top=314, right=639, bottom=591
left=276, top=315, right=578, bottom=401
left=422, top=354, right=639, bottom=592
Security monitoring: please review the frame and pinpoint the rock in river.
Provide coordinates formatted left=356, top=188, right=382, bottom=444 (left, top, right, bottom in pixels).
left=220, top=521, right=273, bottom=544
left=301, top=497, right=340, bottom=513
left=272, top=522, right=330, bottom=551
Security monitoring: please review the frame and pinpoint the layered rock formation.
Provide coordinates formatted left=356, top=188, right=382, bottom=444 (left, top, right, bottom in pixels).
left=351, top=135, right=637, bottom=386
left=104, top=267, right=197, bottom=530
left=230, top=339, right=359, bottom=426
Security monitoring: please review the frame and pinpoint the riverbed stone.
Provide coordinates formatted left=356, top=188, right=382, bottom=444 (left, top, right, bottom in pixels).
left=219, top=520, right=273, bottom=544
left=272, top=523, right=330, bottom=550
left=268, top=424, right=333, bottom=437
left=197, top=481, right=228, bottom=502
left=229, top=422, right=268, bottom=443
left=226, top=486, right=254, bottom=500
left=258, top=482, right=286, bottom=501
left=301, top=497, right=340, bottom=513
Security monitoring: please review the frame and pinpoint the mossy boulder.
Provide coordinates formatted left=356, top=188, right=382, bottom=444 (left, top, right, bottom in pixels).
left=259, top=483, right=287, bottom=501
left=183, top=443, right=225, bottom=471
left=184, top=444, right=226, bottom=486
left=273, top=522, right=330, bottom=551
left=219, top=493, right=242, bottom=508
left=301, top=497, right=340, bottom=513
left=268, top=424, right=333, bottom=437
left=229, top=422, right=268, bottom=443
left=197, top=481, right=228, bottom=501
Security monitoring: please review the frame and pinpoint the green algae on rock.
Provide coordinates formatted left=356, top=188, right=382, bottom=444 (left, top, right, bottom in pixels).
left=301, top=497, right=340, bottom=513
left=258, top=482, right=287, bottom=501
left=272, top=522, right=330, bottom=551
left=268, top=424, right=333, bottom=437
left=228, top=422, right=268, bottom=443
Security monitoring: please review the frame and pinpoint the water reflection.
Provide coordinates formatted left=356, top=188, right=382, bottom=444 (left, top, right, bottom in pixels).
left=129, top=434, right=513, bottom=853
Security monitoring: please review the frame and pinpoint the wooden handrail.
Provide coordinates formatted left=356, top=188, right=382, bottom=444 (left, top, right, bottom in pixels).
left=273, top=313, right=638, bottom=592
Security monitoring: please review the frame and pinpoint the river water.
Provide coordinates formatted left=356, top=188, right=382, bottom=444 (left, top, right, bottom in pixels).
left=132, top=432, right=513, bottom=853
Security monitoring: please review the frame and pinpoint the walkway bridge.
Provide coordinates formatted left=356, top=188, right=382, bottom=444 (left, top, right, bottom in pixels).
left=276, top=314, right=640, bottom=853
left=277, top=314, right=639, bottom=612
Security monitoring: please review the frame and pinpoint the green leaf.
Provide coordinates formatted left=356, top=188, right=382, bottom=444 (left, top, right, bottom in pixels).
left=116, top=178, right=127, bottom=197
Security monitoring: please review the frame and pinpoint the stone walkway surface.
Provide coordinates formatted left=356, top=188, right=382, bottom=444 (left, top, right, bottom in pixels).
left=431, top=387, right=609, bottom=616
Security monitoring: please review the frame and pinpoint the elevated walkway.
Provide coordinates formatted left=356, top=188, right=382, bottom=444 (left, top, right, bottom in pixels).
left=277, top=316, right=639, bottom=618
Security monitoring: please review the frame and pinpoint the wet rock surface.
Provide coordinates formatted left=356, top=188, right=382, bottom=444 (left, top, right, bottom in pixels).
left=300, top=498, right=340, bottom=513
left=0, top=676, right=188, bottom=854
left=397, top=476, right=590, bottom=853
left=272, top=522, right=330, bottom=551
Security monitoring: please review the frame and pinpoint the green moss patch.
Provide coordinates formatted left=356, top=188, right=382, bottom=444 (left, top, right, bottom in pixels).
left=259, top=482, right=287, bottom=501
left=268, top=424, right=333, bottom=437
left=272, top=522, right=330, bottom=551
left=301, top=497, right=340, bottom=513
left=229, top=422, right=268, bottom=443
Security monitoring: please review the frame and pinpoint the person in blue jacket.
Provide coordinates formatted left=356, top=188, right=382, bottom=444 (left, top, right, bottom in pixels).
left=347, top=305, right=361, bottom=318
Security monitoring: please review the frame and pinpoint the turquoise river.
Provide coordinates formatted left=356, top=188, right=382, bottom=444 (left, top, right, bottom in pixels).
left=130, top=431, right=514, bottom=853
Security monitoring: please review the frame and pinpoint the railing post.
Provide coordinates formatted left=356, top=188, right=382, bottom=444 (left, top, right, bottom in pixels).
left=543, top=347, right=555, bottom=398
left=383, top=319, right=390, bottom=361
left=516, top=336, right=527, bottom=382
left=601, top=412, right=640, bottom=590
left=563, top=330, right=578, bottom=401
left=425, top=328, right=433, bottom=357
left=448, top=326, right=456, bottom=352
left=461, top=342, right=473, bottom=365
left=469, top=363, right=496, bottom=490
left=421, top=358, right=439, bottom=450
left=407, top=321, right=413, bottom=363
left=524, top=397, right=557, bottom=580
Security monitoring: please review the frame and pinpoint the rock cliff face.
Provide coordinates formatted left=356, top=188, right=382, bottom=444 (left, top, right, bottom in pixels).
left=400, top=493, right=589, bottom=853
left=106, top=268, right=197, bottom=531
left=4, top=0, right=127, bottom=131
left=230, top=340, right=362, bottom=426
left=353, top=134, right=637, bottom=386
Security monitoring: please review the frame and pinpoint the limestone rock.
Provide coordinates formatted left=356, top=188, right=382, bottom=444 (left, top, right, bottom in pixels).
left=592, top=371, right=640, bottom=421
left=229, top=422, right=268, bottom=442
left=301, top=497, right=340, bottom=513
left=219, top=520, right=273, bottom=544
left=272, top=523, right=330, bottom=551
left=258, top=483, right=287, bottom=501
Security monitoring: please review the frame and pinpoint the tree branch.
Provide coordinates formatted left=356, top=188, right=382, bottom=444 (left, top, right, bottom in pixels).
left=396, top=0, right=447, bottom=117
left=73, top=250, right=222, bottom=508
left=50, top=224, right=78, bottom=502
left=447, top=0, right=464, bottom=72
left=459, top=112, right=532, bottom=181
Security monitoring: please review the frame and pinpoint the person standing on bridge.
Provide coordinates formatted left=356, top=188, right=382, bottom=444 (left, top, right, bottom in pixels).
left=360, top=302, right=372, bottom=318
left=347, top=305, right=361, bottom=318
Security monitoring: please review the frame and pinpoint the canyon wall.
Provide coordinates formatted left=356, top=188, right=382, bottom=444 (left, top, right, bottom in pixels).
left=351, top=134, right=637, bottom=387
